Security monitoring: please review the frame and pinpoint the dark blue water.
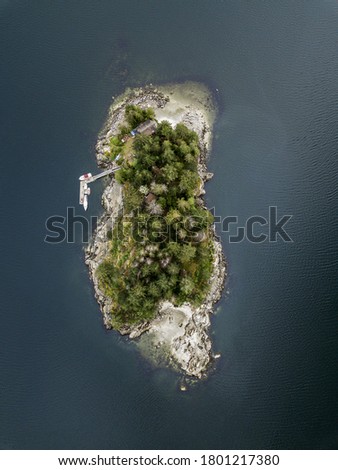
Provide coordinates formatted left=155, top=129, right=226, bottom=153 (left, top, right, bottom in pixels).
left=0, top=0, right=337, bottom=449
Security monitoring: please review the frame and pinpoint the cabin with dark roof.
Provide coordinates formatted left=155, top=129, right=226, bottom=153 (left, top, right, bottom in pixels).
left=131, top=119, right=157, bottom=137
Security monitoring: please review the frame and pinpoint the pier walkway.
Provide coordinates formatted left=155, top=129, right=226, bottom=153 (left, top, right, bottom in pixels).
left=79, top=166, right=120, bottom=210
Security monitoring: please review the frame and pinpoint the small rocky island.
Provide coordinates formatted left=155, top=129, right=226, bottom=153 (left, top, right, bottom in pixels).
left=85, top=82, right=226, bottom=378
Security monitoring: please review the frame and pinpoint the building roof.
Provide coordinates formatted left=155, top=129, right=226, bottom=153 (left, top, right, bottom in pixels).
left=145, top=192, right=156, bottom=204
left=134, top=119, right=157, bottom=136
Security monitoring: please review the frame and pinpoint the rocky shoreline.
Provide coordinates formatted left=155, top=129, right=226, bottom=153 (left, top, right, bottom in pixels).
left=85, top=82, right=227, bottom=378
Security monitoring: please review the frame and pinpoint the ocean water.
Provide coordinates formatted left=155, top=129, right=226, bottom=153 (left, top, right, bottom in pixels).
left=0, top=0, right=337, bottom=449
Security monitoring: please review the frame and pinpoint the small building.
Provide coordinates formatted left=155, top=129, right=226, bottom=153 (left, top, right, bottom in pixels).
left=121, top=134, right=130, bottom=143
left=131, top=119, right=157, bottom=137
left=145, top=192, right=156, bottom=205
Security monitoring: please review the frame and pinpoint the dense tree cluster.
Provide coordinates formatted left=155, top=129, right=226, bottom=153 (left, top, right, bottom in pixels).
left=97, top=107, right=214, bottom=328
left=124, top=104, right=155, bottom=129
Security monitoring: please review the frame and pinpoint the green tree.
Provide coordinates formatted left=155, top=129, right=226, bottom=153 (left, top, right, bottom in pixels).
left=167, top=262, right=180, bottom=276
left=148, top=284, right=160, bottom=298
left=124, top=185, right=143, bottom=212
left=177, top=198, right=190, bottom=213
left=175, top=123, right=197, bottom=143
left=162, top=164, right=178, bottom=182
left=179, top=244, right=196, bottom=264
left=151, top=183, right=168, bottom=196
left=125, top=105, right=155, bottom=128
left=179, top=141, right=191, bottom=157
left=165, top=208, right=181, bottom=225
left=184, top=153, right=197, bottom=165
left=179, top=170, right=199, bottom=195
left=180, top=277, right=195, bottom=296
left=157, top=121, right=173, bottom=139
left=157, top=274, right=170, bottom=295
left=167, top=241, right=181, bottom=257
left=162, top=146, right=176, bottom=164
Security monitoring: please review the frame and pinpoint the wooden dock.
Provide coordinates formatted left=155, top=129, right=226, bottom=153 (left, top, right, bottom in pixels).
left=79, top=166, right=120, bottom=210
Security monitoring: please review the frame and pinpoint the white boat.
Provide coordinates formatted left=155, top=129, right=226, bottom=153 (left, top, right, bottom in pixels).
left=83, top=195, right=88, bottom=211
left=79, top=173, right=92, bottom=181
left=79, top=167, right=118, bottom=210
left=82, top=186, right=91, bottom=211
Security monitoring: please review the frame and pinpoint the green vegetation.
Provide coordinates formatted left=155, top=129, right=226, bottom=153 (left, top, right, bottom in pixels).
left=97, top=106, right=214, bottom=328
left=107, top=105, right=156, bottom=160
left=124, top=104, right=155, bottom=128
left=109, top=136, right=124, bottom=159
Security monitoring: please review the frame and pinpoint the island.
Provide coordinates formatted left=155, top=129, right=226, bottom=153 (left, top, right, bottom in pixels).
left=85, top=82, right=226, bottom=378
